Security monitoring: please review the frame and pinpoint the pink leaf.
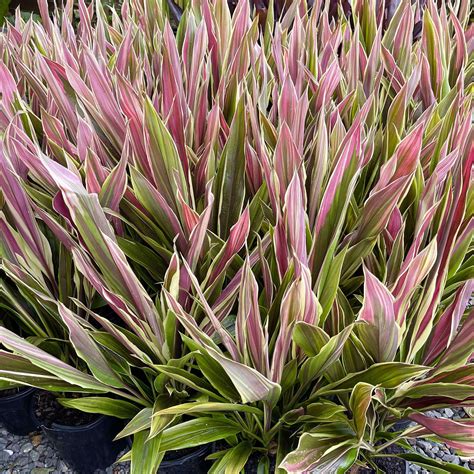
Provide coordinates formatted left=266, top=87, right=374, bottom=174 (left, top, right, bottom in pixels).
left=424, top=282, right=474, bottom=365
left=284, top=174, right=307, bottom=265
left=237, top=262, right=268, bottom=375
left=392, top=240, right=437, bottom=325
left=209, top=206, right=250, bottom=284
left=358, top=267, right=399, bottom=362
left=409, top=414, right=474, bottom=456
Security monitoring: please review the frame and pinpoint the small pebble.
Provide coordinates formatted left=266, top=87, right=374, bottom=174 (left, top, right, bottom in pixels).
left=417, top=440, right=432, bottom=451
left=30, top=450, right=40, bottom=461
left=22, top=442, right=33, bottom=453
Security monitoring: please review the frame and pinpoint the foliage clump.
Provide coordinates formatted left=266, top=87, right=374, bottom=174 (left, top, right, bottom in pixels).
left=0, top=0, right=473, bottom=472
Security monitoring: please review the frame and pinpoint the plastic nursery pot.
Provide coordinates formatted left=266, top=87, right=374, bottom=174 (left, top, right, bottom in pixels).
left=0, top=387, right=40, bottom=435
left=41, top=415, right=127, bottom=473
left=158, top=444, right=213, bottom=473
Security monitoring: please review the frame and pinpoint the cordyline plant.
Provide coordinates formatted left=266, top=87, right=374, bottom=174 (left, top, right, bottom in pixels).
left=0, top=150, right=159, bottom=410
left=0, top=143, right=86, bottom=382
left=0, top=0, right=473, bottom=472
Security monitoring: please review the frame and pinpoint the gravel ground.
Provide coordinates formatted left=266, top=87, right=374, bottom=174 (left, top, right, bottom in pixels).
left=408, top=408, right=474, bottom=473
left=1, top=409, right=473, bottom=473
left=0, top=423, right=130, bottom=473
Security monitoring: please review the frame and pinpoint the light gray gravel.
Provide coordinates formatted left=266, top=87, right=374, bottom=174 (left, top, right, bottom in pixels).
left=0, top=423, right=130, bottom=473
left=408, top=408, right=474, bottom=473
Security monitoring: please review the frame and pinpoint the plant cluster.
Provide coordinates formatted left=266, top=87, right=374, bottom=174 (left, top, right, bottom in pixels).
left=0, top=0, right=473, bottom=472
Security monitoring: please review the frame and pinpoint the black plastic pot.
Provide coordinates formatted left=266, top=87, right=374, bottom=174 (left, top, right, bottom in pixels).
left=0, top=387, right=40, bottom=435
left=41, top=415, right=127, bottom=472
left=124, top=437, right=212, bottom=473
left=159, top=444, right=212, bottom=473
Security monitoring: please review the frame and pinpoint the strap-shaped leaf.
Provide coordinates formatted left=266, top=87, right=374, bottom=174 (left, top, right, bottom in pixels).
left=58, top=397, right=139, bottom=419
left=214, top=98, right=246, bottom=238
left=58, top=304, right=126, bottom=389
left=295, top=323, right=353, bottom=383
left=159, top=417, right=242, bottom=451
left=0, top=327, right=109, bottom=392
left=317, top=363, right=429, bottom=395
left=209, top=442, right=252, bottom=474
left=155, top=401, right=262, bottom=416
left=357, top=267, right=399, bottom=362
left=349, top=382, right=374, bottom=439
left=281, top=435, right=358, bottom=473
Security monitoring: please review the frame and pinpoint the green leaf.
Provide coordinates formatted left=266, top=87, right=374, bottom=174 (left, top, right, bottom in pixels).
left=155, top=401, right=263, bottom=417
left=144, top=97, right=188, bottom=208
left=209, top=442, right=253, bottom=474
left=397, top=453, right=473, bottom=474
left=160, top=417, right=241, bottom=452
left=296, top=324, right=353, bottom=383
left=214, top=97, right=246, bottom=238
left=149, top=396, right=175, bottom=439
left=58, top=397, right=139, bottom=419
left=0, top=327, right=109, bottom=392
left=318, top=245, right=347, bottom=323
left=194, top=351, right=241, bottom=402
left=205, top=345, right=281, bottom=405
left=98, top=152, right=127, bottom=209
left=153, top=363, right=224, bottom=401
left=349, top=382, right=374, bottom=439
left=0, top=0, right=10, bottom=26
left=316, top=363, right=429, bottom=395
left=394, top=383, right=474, bottom=401
left=182, top=336, right=279, bottom=405
left=58, top=304, right=126, bottom=389
left=0, top=351, right=93, bottom=392
left=116, top=408, right=153, bottom=439
left=281, top=436, right=358, bottom=473
left=131, top=430, right=163, bottom=474
left=117, top=237, right=165, bottom=280
left=303, top=401, right=347, bottom=423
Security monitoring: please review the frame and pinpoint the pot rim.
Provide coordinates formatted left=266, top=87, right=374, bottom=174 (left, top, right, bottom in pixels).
left=41, top=413, right=108, bottom=433
left=160, top=444, right=211, bottom=467
left=0, top=386, right=37, bottom=402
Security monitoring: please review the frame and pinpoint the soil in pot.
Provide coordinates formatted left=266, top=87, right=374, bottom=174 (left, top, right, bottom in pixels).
left=0, top=386, right=40, bottom=435
left=358, top=445, right=407, bottom=474
left=35, top=391, right=98, bottom=427
left=36, top=392, right=126, bottom=473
